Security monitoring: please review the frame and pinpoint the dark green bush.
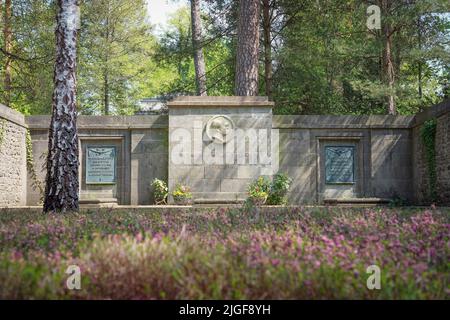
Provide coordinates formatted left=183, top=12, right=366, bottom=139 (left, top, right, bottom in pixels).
left=267, top=173, right=293, bottom=205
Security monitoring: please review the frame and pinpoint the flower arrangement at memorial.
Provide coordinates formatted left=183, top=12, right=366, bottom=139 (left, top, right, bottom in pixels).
left=172, top=183, right=193, bottom=205
left=151, top=178, right=168, bottom=205
left=247, top=176, right=271, bottom=205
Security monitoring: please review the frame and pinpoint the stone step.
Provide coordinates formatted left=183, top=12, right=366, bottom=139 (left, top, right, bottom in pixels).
left=324, top=198, right=391, bottom=205
left=192, top=192, right=247, bottom=204
left=79, top=198, right=118, bottom=208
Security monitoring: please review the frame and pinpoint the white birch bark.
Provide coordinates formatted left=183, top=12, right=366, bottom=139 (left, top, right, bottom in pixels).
left=44, top=0, right=80, bottom=212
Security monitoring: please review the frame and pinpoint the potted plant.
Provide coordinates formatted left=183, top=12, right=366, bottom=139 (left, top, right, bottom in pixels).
left=247, top=176, right=270, bottom=206
left=151, top=178, right=168, bottom=205
left=172, top=183, right=193, bottom=205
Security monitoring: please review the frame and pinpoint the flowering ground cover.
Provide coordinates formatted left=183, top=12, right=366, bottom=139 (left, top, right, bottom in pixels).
left=0, top=207, right=448, bottom=299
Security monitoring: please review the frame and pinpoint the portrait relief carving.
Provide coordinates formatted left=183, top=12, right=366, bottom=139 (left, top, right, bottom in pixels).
left=205, top=115, right=235, bottom=144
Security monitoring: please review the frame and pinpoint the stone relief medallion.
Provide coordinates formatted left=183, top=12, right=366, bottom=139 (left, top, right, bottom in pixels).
left=205, top=115, right=235, bottom=144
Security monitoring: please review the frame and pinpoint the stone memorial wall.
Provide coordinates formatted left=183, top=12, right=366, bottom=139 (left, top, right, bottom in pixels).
left=0, top=98, right=448, bottom=207
left=25, top=115, right=168, bottom=206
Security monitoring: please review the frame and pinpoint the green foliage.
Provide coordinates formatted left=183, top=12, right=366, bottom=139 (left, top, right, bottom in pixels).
left=247, top=176, right=271, bottom=205
left=154, top=6, right=235, bottom=97
left=247, top=174, right=293, bottom=206
left=172, top=183, right=193, bottom=205
left=0, top=0, right=448, bottom=116
left=25, top=130, right=44, bottom=203
left=267, top=173, right=293, bottom=205
left=0, top=1, right=56, bottom=114
left=421, top=119, right=437, bottom=203
left=272, top=0, right=449, bottom=115
left=78, top=0, right=154, bottom=115
left=388, top=196, right=408, bottom=208
left=151, top=178, right=168, bottom=205
left=0, top=0, right=157, bottom=115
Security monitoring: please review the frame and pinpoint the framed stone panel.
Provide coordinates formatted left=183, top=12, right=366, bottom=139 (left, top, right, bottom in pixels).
left=325, top=146, right=355, bottom=184
left=79, top=137, right=125, bottom=205
left=316, top=134, right=368, bottom=203
left=86, top=146, right=117, bottom=184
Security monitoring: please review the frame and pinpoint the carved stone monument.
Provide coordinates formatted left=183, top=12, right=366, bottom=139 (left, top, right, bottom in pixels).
left=167, top=96, right=275, bottom=204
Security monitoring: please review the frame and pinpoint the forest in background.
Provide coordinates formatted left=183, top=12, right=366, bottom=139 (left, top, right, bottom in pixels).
left=0, top=0, right=448, bottom=116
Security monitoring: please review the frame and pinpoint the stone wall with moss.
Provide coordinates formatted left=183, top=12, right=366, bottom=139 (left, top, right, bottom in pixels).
left=435, top=112, right=450, bottom=205
left=0, top=104, right=27, bottom=207
left=413, top=100, right=450, bottom=206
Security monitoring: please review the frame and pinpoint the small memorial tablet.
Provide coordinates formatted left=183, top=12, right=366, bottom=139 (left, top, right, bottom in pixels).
left=325, top=146, right=355, bottom=184
left=86, top=146, right=116, bottom=184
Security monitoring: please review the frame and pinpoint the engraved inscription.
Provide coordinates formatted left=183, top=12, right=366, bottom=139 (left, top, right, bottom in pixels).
left=86, top=146, right=116, bottom=184
left=325, top=146, right=355, bottom=184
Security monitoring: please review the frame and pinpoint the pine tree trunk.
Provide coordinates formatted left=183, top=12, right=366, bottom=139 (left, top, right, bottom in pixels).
left=262, top=0, right=272, bottom=100
left=190, top=0, right=207, bottom=96
left=3, top=0, right=12, bottom=106
left=417, top=17, right=423, bottom=101
left=44, top=0, right=80, bottom=213
left=381, top=0, right=396, bottom=115
left=383, top=30, right=396, bottom=115
left=235, top=0, right=260, bottom=96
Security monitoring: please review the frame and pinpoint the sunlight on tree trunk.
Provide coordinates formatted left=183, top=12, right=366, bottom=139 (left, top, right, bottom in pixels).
left=262, top=0, right=273, bottom=100
left=235, top=0, right=260, bottom=96
left=191, top=0, right=207, bottom=96
left=44, top=0, right=80, bottom=213
left=381, top=0, right=396, bottom=115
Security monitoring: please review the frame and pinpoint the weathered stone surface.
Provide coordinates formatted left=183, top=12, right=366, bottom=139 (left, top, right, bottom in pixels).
left=25, top=116, right=169, bottom=206
left=1, top=97, right=449, bottom=207
left=273, top=115, right=415, bottom=129
left=370, top=129, right=413, bottom=201
left=168, top=97, right=274, bottom=204
left=0, top=104, right=27, bottom=207
left=412, top=101, right=450, bottom=206
left=435, top=112, right=450, bottom=205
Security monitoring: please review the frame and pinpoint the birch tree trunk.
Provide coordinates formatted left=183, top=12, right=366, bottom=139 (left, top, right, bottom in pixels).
left=235, top=0, right=260, bottom=96
left=3, top=0, right=12, bottom=106
left=190, top=0, right=207, bottom=96
left=44, top=0, right=80, bottom=213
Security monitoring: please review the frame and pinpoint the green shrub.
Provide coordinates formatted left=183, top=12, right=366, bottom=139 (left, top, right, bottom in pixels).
left=151, top=178, right=168, bottom=205
left=247, top=173, right=292, bottom=206
left=421, top=119, right=437, bottom=203
left=267, top=173, right=293, bottom=205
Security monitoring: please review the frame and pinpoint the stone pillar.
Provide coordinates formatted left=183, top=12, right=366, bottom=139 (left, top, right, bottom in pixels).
left=167, top=96, right=275, bottom=204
